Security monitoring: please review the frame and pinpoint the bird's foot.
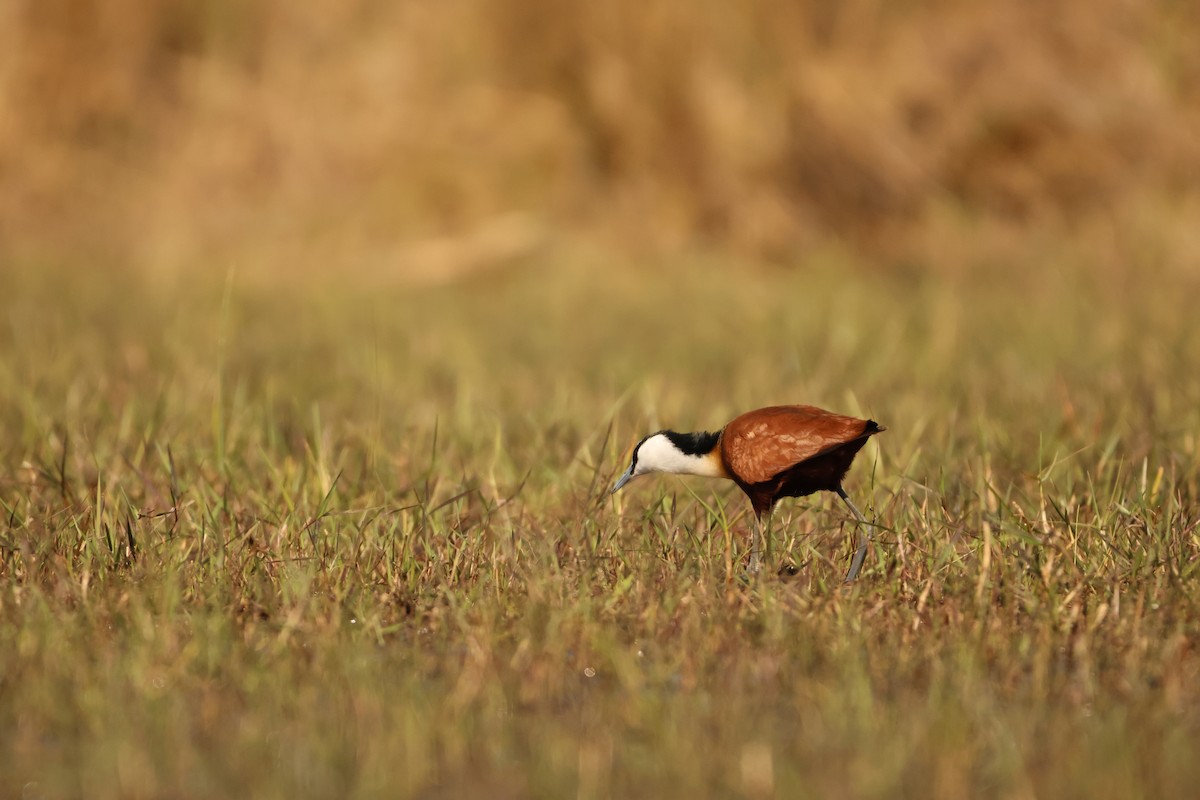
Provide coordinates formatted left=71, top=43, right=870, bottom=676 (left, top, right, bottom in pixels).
left=777, top=562, right=802, bottom=579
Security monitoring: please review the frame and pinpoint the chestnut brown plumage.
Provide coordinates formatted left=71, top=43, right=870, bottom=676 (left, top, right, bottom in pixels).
left=611, top=405, right=884, bottom=580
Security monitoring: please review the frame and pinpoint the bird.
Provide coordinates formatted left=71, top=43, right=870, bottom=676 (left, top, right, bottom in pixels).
left=610, top=405, right=884, bottom=581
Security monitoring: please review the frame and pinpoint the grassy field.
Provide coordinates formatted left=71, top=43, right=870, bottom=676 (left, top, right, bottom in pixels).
left=2, top=252, right=1198, bottom=798
left=3, top=1, right=1200, bottom=795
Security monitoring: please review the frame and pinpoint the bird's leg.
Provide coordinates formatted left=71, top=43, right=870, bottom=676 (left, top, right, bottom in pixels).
left=748, top=512, right=769, bottom=576
left=837, top=486, right=871, bottom=582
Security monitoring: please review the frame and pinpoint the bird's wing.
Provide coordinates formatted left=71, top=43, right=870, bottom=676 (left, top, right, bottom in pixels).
left=721, top=406, right=871, bottom=485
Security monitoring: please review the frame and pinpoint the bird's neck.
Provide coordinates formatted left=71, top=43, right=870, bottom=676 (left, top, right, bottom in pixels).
left=679, top=449, right=727, bottom=478
left=659, top=430, right=727, bottom=478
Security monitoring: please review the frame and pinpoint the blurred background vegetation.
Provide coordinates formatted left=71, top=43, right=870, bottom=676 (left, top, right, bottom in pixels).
left=2, top=0, right=1198, bottom=278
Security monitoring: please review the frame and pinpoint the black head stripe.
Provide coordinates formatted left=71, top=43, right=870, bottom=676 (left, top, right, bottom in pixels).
left=663, top=430, right=721, bottom=456
left=630, top=431, right=657, bottom=472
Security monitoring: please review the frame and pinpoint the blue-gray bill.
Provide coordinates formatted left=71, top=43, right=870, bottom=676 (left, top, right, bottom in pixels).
left=611, top=466, right=634, bottom=494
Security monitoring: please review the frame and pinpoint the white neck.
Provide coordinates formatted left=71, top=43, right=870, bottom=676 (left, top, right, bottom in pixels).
left=636, top=434, right=726, bottom=478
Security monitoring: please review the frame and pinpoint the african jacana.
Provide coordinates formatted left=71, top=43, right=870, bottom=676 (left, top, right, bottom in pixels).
left=611, top=405, right=884, bottom=581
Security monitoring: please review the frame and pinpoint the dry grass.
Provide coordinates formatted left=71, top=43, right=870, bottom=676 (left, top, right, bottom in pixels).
left=3, top=3, right=1200, bottom=797
left=2, top=254, right=1200, bottom=797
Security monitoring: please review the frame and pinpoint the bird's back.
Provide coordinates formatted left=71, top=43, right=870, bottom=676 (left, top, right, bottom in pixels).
left=720, top=405, right=881, bottom=487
